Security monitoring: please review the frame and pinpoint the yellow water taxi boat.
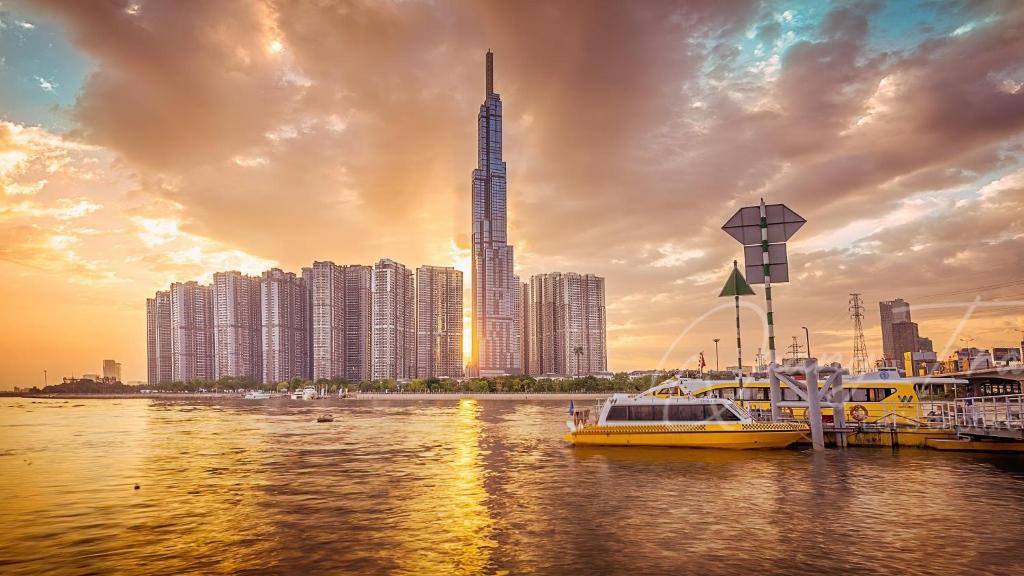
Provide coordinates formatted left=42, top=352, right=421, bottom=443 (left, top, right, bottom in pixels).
left=564, top=382, right=807, bottom=449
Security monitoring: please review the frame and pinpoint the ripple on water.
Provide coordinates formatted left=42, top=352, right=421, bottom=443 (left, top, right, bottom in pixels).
left=0, top=398, right=1023, bottom=575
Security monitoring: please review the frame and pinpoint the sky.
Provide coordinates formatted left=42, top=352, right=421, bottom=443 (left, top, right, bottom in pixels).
left=1, top=0, right=1023, bottom=388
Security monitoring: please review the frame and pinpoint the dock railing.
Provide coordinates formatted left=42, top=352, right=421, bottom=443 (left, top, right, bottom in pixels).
left=952, top=394, right=1024, bottom=431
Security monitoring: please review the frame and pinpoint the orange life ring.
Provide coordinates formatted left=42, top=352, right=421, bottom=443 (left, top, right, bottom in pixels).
left=849, top=404, right=869, bottom=423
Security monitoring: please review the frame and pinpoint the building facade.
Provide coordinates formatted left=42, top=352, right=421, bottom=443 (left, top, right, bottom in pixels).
left=310, top=261, right=372, bottom=382
left=170, top=281, right=215, bottom=383
left=372, top=259, right=415, bottom=380
left=212, top=271, right=262, bottom=381
left=415, top=265, right=464, bottom=379
left=260, top=268, right=309, bottom=383
left=528, top=272, right=607, bottom=377
left=146, top=290, right=172, bottom=385
left=470, top=51, right=521, bottom=377
left=879, top=298, right=912, bottom=361
left=518, top=279, right=530, bottom=376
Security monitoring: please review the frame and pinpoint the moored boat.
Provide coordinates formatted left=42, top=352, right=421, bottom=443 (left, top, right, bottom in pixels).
left=564, top=382, right=807, bottom=449
left=243, top=391, right=271, bottom=400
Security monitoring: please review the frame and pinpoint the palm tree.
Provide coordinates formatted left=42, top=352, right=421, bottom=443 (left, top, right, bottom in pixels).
left=574, top=346, right=584, bottom=379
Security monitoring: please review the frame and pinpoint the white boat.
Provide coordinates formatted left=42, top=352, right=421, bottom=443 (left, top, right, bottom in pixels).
left=291, top=386, right=317, bottom=400
left=243, top=391, right=271, bottom=400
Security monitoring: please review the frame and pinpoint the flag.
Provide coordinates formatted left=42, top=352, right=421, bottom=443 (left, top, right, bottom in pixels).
left=699, top=352, right=706, bottom=370
left=568, top=400, right=575, bottom=415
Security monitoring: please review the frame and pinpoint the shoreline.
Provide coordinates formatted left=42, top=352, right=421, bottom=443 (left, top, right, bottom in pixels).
left=5, top=392, right=611, bottom=401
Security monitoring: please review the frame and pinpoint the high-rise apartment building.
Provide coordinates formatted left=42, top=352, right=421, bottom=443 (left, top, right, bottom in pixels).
left=212, top=271, right=262, bottom=380
left=415, top=265, right=464, bottom=379
left=470, top=51, right=521, bottom=377
left=260, top=268, right=309, bottom=383
left=518, top=279, right=530, bottom=376
left=528, top=272, right=607, bottom=376
left=170, top=281, right=215, bottom=383
left=310, top=261, right=372, bottom=382
left=879, top=298, right=912, bottom=361
left=147, top=290, right=172, bottom=385
left=372, top=259, right=415, bottom=380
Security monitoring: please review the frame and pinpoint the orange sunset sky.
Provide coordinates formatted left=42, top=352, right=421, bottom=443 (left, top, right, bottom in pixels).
left=1, top=0, right=1023, bottom=388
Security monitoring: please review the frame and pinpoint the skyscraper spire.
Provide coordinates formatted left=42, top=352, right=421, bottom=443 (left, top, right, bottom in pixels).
left=486, top=50, right=494, bottom=96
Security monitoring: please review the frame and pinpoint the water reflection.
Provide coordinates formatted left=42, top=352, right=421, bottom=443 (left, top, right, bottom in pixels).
left=1, top=398, right=1024, bottom=575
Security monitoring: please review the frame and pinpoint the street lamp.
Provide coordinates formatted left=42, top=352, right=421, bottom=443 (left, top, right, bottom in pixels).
left=713, top=338, right=720, bottom=372
left=802, top=326, right=811, bottom=360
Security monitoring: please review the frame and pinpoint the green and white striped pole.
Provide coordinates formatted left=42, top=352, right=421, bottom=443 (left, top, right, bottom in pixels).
left=760, top=198, right=782, bottom=421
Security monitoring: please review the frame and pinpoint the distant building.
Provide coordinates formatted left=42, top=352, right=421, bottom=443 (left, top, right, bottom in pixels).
left=904, top=351, right=939, bottom=376
left=146, top=290, right=172, bottom=385
left=372, top=259, right=415, bottom=380
left=260, top=268, right=310, bottom=383
left=213, top=271, right=262, bottom=381
left=415, top=265, right=463, bottom=379
left=310, top=261, right=373, bottom=382
left=879, top=298, right=912, bottom=361
left=528, top=272, right=607, bottom=377
left=170, top=281, right=215, bottom=383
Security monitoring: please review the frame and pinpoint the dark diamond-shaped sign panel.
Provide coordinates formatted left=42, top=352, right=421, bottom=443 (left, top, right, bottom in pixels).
left=723, top=204, right=806, bottom=246
left=744, top=243, right=789, bottom=284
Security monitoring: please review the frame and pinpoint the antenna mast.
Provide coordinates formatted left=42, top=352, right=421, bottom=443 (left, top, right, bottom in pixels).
left=850, top=293, right=869, bottom=374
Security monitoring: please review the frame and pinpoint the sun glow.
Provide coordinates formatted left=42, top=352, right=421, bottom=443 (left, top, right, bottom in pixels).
left=267, top=39, right=284, bottom=54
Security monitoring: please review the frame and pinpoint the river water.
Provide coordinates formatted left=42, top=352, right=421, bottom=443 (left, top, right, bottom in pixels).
left=1, top=397, right=1023, bottom=575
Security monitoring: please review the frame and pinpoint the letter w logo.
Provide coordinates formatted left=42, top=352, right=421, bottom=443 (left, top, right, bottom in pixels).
left=898, top=395, right=913, bottom=403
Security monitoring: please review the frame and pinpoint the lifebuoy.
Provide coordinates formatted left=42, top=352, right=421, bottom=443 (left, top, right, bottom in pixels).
left=849, top=404, right=869, bottom=422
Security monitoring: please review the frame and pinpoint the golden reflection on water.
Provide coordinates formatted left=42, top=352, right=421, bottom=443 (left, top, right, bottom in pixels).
left=3, top=398, right=1024, bottom=575
left=398, top=399, right=496, bottom=575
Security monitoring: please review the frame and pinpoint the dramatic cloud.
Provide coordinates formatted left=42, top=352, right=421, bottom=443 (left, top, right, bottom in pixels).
left=1, top=0, right=1023, bottom=386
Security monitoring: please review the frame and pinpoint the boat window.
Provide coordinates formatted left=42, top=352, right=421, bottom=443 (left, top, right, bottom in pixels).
left=868, top=388, right=897, bottom=402
left=704, top=404, right=740, bottom=421
left=667, top=404, right=704, bottom=421
left=848, top=388, right=868, bottom=402
left=629, top=405, right=663, bottom=421
left=719, top=387, right=736, bottom=399
left=606, top=406, right=628, bottom=421
left=745, top=388, right=770, bottom=401
left=782, top=388, right=801, bottom=401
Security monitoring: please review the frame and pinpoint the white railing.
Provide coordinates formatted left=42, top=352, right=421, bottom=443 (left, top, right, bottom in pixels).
left=952, top=394, right=1024, bottom=430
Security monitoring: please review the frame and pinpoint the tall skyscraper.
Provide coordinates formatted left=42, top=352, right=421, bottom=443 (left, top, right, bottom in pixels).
left=528, top=272, right=607, bottom=376
left=311, top=261, right=372, bottom=382
left=879, top=298, right=912, bottom=361
left=415, top=265, right=464, bottom=379
left=470, top=51, right=521, bottom=377
left=146, top=290, right=172, bottom=385
left=212, top=271, right=262, bottom=380
left=260, top=268, right=309, bottom=383
left=170, top=281, right=215, bottom=383
left=372, top=259, right=415, bottom=380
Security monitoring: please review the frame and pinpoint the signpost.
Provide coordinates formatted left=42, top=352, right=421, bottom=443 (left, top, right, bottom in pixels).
left=719, top=260, right=755, bottom=403
left=723, top=199, right=805, bottom=421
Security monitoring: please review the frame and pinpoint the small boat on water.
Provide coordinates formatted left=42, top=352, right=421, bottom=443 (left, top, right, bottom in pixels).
left=316, top=414, right=334, bottom=423
left=243, top=391, right=271, bottom=400
left=291, top=387, right=317, bottom=400
left=564, top=382, right=807, bottom=449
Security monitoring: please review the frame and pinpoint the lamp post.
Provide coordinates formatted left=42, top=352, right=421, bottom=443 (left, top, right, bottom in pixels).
left=802, top=326, right=811, bottom=360
left=713, top=338, right=720, bottom=372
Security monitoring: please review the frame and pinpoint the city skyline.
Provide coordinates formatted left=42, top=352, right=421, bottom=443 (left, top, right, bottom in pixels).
left=2, top=1, right=1024, bottom=388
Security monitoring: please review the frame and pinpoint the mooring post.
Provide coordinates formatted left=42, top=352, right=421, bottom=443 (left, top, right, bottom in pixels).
left=806, top=359, right=825, bottom=451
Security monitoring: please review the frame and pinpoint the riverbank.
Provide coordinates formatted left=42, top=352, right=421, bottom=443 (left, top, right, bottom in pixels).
left=6, top=392, right=611, bottom=401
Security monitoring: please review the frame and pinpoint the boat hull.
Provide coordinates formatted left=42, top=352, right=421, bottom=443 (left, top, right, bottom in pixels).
left=565, top=423, right=807, bottom=450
